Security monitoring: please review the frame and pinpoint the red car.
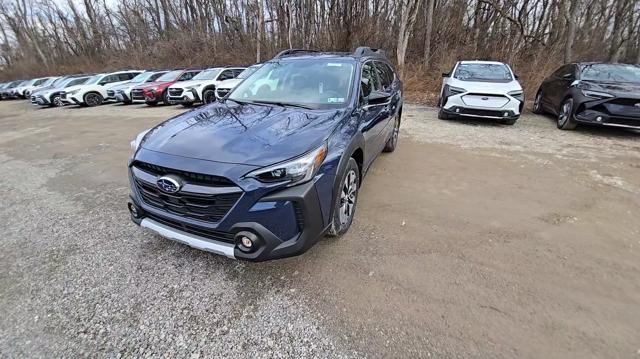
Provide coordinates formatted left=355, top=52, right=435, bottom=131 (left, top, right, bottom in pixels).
left=131, top=69, right=202, bottom=106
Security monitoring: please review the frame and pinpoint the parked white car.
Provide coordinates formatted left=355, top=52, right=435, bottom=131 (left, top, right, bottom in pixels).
left=26, top=77, right=60, bottom=97
left=438, top=60, right=524, bottom=125
left=167, top=66, right=245, bottom=107
left=214, top=64, right=262, bottom=99
left=61, top=70, right=143, bottom=107
left=33, top=75, right=94, bottom=107
left=14, top=77, right=58, bottom=98
left=106, top=70, right=168, bottom=104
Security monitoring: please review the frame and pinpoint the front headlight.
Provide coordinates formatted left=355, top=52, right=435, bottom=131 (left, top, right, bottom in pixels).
left=245, top=143, right=328, bottom=185
left=582, top=90, right=614, bottom=99
left=508, top=90, right=524, bottom=102
left=130, top=129, right=151, bottom=156
left=446, top=85, right=466, bottom=96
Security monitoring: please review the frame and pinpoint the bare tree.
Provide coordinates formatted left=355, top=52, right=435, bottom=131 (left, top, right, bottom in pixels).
left=396, top=0, right=421, bottom=79
left=564, top=0, right=579, bottom=63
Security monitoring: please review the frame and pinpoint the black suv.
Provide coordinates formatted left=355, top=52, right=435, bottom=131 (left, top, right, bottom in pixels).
left=533, top=63, right=640, bottom=130
left=128, top=47, right=403, bottom=261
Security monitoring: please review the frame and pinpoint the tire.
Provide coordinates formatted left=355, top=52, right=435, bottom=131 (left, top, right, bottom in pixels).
left=501, top=117, right=518, bottom=126
left=326, top=158, right=360, bottom=237
left=161, top=91, right=171, bottom=106
left=438, top=108, right=451, bottom=120
left=203, top=89, right=216, bottom=104
left=557, top=98, right=577, bottom=130
left=146, top=101, right=158, bottom=106
left=532, top=90, right=545, bottom=114
left=52, top=95, right=64, bottom=107
left=84, top=92, right=103, bottom=107
left=383, top=115, right=400, bottom=152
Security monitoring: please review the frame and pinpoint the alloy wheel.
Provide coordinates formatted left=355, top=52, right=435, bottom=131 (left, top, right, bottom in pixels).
left=86, top=94, right=100, bottom=106
left=339, top=169, right=358, bottom=225
left=558, top=101, right=571, bottom=126
left=53, top=96, right=63, bottom=107
left=534, top=93, right=542, bottom=112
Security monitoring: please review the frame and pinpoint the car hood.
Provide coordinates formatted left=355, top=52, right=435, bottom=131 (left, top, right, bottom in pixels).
left=141, top=103, right=346, bottom=167
left=135, top=81, right=172, bottom=89
left=217, top=78, right=242, bottom=89
left=169, top=79, right=209, bottom=89
left=449, top=78, right=522, bottom=94
left=580, top=80, right=640, bottom=98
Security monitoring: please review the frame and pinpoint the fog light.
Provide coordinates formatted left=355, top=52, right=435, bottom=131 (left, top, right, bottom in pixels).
left=455, top=108, right=460, bottom=113
left=235, top=231, right=260, bottom=253
left=596, top=116, right=602, bottom=122
left=128, top=202, right=140, bottom=218
left=240, top=236, right=252, bottom=248
left=503, top=112, right=509, bottom=117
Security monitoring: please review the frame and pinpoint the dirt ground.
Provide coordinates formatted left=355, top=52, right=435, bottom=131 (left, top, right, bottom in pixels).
left=0, top=100, right=639, bottom=358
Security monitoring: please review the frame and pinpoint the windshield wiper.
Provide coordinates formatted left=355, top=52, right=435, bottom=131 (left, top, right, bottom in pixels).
left=249, top=100, right=315, bottom=110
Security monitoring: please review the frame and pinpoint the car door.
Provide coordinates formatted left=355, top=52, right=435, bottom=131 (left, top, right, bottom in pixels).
left=374, top=61, right=400, bottom=141
left=547, top=65, right=576, bottom=112
left=358, top=61, right=389, bottom=169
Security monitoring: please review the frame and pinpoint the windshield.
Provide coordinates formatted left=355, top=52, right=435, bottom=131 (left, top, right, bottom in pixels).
left=65, top=77, right=90, bottom=87
left=51, top=77, right=67, bottom=87
left=581, top=64, right=640, bottom=83
left=237, top=65, right=261, bottom=79
left=192, top=69, right=221, bottom=80
left=228, top=59, right=355, bottom=109
left=85, top=75, right=103, bottom=85
left=156, top=70, right=182, bottom=82
left=130, top=72, right=156, bottom=83
left=454, top=63, right=513, bottom=81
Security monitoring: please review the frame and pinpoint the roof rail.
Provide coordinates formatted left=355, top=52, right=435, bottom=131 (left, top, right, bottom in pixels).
left=353, top=47, right=386, bottom=58
left=273, top=49, right=321, bottom=59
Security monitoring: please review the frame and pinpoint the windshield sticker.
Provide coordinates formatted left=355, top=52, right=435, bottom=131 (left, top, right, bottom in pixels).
left=328, top=97, right=345, bottom=103
left=327, top=63, right=343, bottom=67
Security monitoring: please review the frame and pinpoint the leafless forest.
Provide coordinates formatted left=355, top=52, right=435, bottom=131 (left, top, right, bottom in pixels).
left=1, top=0, right=639, bottom=102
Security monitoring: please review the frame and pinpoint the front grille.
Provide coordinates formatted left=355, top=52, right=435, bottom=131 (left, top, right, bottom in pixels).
left=169, top=88, right=183, bottom=97
left=131, top=89, right=144, bottom=99
left=134, top=161, right=235, bottom=187
left=132, top=161, right=240, bottom=223
left=107, top=90, right=115, bottom=97
left=145, top=212, right=235, bottom=243
left=459, top=108, right=505, bottom=117
left=609, top=98, right=640, bottom=107
left=216, top=88, right=230, bottom=98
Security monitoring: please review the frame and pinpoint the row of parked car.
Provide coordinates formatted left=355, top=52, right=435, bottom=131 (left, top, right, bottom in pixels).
left=0, top=65, right=261, bottom=109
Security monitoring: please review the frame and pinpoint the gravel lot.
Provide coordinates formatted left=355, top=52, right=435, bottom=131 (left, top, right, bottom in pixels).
left=0, top=100, right=639, bottom=358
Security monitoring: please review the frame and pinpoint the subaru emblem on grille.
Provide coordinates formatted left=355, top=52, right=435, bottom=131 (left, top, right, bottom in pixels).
left=156, top=175, right=182, bottom=194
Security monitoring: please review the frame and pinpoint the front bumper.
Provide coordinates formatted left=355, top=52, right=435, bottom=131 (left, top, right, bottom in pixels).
left=115, top=91, right=131, bottom=102
left=127, top=158, right=327, bottom=261
left=168, top=90, right=199, bottom=104
left=442, top=93, right=522, bottom=120
left=574, top=97, right=640, bottom=129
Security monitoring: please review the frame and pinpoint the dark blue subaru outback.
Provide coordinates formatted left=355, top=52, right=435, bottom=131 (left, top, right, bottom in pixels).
left=128, top=47, right=403, bottom=261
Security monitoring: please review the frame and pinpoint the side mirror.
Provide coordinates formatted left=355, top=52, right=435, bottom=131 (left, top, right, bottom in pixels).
left=442, top=72, right=450, bottom=77
left=367, top=90, right=391, bottom=105
left=514, top=74, right=520, bottom=80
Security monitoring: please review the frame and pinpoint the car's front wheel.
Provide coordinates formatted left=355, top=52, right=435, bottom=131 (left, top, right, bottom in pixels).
left=557, top=98, right=577, bottom=130
left=532, top=90, right=545, bottom=114
left=52, top=95, right=64, bottom=107
left=84, top=93, right=103, bottom=107
left=203, top=89, right=216, bottom=104
left=327, top=158, right=360, bottom=237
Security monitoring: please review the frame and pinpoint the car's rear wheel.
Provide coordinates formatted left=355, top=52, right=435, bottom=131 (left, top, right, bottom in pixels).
left=84, top=92, right=103, bottom=107
left=327, top=158, right=360, bottom=237
left=161, top=91, right=171, bottom=106
left=557, top=98, right=577, bottom=130
left=203, top=89, right=216, bottom=104
left=383, top=115, right=400, bottom=152
left=532, top=90, right=545, bottom=114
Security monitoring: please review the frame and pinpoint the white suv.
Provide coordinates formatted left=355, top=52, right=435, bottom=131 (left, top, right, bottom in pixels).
left=438, top=60, right=524, bottom=125
left=61, top=70, right=143, bottom=107
left=215, top=64, right=262, bottom=99
left=167, top=67, right=245, bottom=107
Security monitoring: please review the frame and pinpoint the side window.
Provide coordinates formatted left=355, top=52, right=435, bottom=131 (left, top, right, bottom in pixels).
left=234, top=69, right=245, bottom=77
left=361, top=62, right=382, bottom=101
left=34, top=78, right=47, bottom=86
left=218, top=70, right=236, bottom=81
left=374, top=62, right=394, bottom=90
left=553, top=65, right=574, bottom=79
left=102, top=75, right=119, bottom=84
left=117, top=73, right=130, bottom=81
